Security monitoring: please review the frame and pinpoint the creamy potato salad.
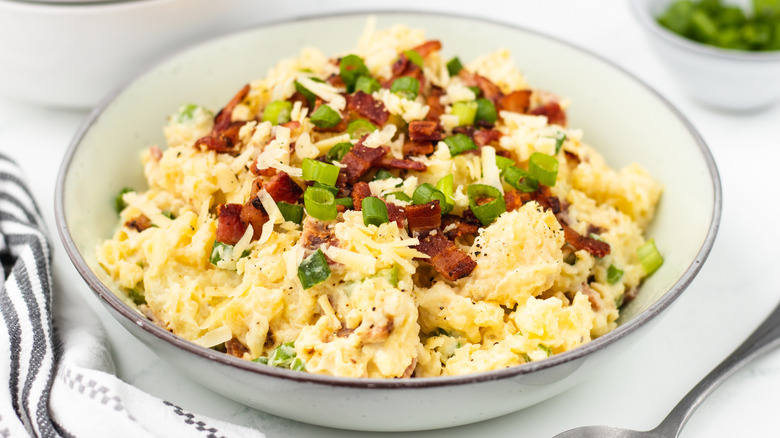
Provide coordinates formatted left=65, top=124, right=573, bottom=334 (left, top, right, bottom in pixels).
left=97, top=21, right=663, bottom=378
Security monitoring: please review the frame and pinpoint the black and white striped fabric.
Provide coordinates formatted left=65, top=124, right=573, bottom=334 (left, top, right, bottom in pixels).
left=0, top=153, right=265, bottom=438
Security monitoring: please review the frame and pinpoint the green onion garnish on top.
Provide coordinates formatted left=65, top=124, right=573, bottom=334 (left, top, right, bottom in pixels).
left=298, top=249, right=331, bottom=290
left=262, top=100, right=293, bottom=126
left=309, top=105, right=342, bottom=128
left=374, top=264, right=399, bottom=287
left=209, top=241, right=250, bottom=266
left=313, top=181, right=339, bottom=196
left=385, top=191, right=412, bottom=203
left=301, top=158, right=340, bottom=186
left=175, top=103, right=210, bottom=123
left=452, top=101, right=478, bottom=126
left=355, top=75, right=381, bottom=94
left=326, top=142, right=353, bottom=162
left=294, top=77, right=324, bottom=106
left=362, top=197, right=389, bottom=227
left=339, top=54, right=370, bottom=92
left=607, top=264, right=624, bottom=284
left=443, top=133, right=478, bottom=156
left=435, top=174, right=455, bottom=215
left=553, top=132, right=567, bottom=154
left=412, top=183, right=448, bottom=209
left=504, top=166, right=539, bottom=192
left=390, top=77, right=420, bottom=100
left=475, top=98, right=498, bottom=125
left=276, top=201, right=304, bottom=225
left=528, top=153, right=559, bottom=187
left=115, top=187, right=135, bottom=213
left=404, top=50, right=424, bottom=68
left=347, top=118, right=377, bottom=139
left=446, top=57, right=464, bottom=76
left=126, top=288, right=146, bottom=306
left=494, top=156, right=515, bottom=175
left=335, top=197, right=354, bottom=209
left=637, top=239, right=663, bottom=275
left=303, top=186, right=338, bottom=221
left=468, top=184, right=506, bottom=226
left=373, top=169, right=394, bottom=181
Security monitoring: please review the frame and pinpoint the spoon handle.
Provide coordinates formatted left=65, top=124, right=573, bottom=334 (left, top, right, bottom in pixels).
left=654, top=301, right=780, bottom=437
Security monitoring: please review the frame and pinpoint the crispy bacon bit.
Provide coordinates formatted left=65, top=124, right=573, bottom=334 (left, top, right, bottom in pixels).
left=415, top=233, right=477, bottom=281
left=216, top=203, right=247, bottom=245
left=402, top=358, right=417, bottom=378
left=408, top=120, right=442, bottom=142
left=403, top=140, right=435, bottom=156
left=325, top=73, right=346, bottom=89
left=442, top=213, right=481, bottom=240
left=560, top=219, right=610, bottom=258
left=149, top=146, right=163, bottom=161
left=263, top=172, right=303, bottom=204
left=377, top=156, right=427, bottom=172
left=287, top=91, right=310, bottom=109
left=425, top=86, right=445, bottom=122
left=194, top=136, right=232, bottom=153
left=405, top=201, right=441, bottom=233
left=348, top=91, right=389, bottom=126
left=581, top=284, right=603, bottom=311
left=386, top=203, right=406, bottom=228
left=410, top=40, right=442, bottom=57
left=504, top=190, right=527, bottom=212
left=498, top=90, right=532, bottom=114
left=351, top=181, right=372, bottom=211
left=530, top=101, right=567, bottom=127
left=301, top=216, right=337, bottom=250
left=125, top=215, right=152, bottom=232
left=225, top=338, right=249, bottom=358
left=472, top=129, right=502, bottom=147
left=387, top=54, right=426, bottom=92
left=241, top=196, right=269, bottom=241
left=339, top=143, right=386, bottom=184
left=213, top=84, right=250, bottom=133
left=459, top=71, right=503, bottom=102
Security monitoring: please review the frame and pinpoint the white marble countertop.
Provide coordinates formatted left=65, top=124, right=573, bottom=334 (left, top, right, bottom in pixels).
left=3, top=0, right=780, bottom=436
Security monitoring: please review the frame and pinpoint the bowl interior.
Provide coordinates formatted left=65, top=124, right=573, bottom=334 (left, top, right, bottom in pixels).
left=58, top=12, right=720, bottom=382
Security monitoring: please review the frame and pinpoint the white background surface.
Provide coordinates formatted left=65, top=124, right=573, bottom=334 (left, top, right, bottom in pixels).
left=2, top=0, right=780, bottom=436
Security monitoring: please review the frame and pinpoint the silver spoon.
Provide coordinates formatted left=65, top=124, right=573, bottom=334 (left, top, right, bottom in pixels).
left=554, top=301, right=780, bottom=438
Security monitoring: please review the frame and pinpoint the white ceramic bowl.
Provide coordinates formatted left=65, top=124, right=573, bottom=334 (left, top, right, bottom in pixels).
left=0, top=0, right=255, bottom=108
left=55, top=12, right=721, bottom=431
left=630, top=0, right=780, bottom=111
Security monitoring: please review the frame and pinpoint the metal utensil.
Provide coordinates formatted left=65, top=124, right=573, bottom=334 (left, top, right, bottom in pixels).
left=554, top=301, right=780, bottom=438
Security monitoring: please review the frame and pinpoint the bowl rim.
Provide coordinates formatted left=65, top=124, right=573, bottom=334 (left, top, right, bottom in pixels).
left=629, top=0, right=780, bottom=62
left=55, top=10, right=722, bottom=389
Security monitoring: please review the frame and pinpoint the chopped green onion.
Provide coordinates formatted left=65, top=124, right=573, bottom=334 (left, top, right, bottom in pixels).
left=553, top=132, right=567, bottom=154
left=504, top=166, right=539, bottom=192
left=347, top=118, right=377, bottom=139
left=435, top=174, right=455, bottom=215
left=538, top=344, right=553, bottom=357
left=126, top=288, right=146, bottom=306
left=298, top=249, right=331, bottom=289
left=301, top=158, right=340, bottom=186
left=162, top=211, right=176, bottom=220
left=564, top=252, right=578, bottom=265
left=303, top=187, right=338, bottom=221
left=309, top=105, right=342, bottom=128
left=373, top=169, right=394, bottom=181
left=412, top=183, right=447, bottom=208
left=355, top=75, right=381, bottom=94
left=390, top=77, right=420, bottom=100
left=209, top=241, right=250, bottom=266
left=114, top=187, right=135, bottom=213
left=326, top=142, right=353, bottom=162
left=276, top=201, right=304, bottom=225
left=468, top=184, right=506, bottom=226
left=255, top=341, right=306, bottom=371
left=475, top=98, right=498, bottom=125
left=362, top=197, right=389, bottom=227
left=335, top=197, right=354, bottom=209
left=313, top=182, right=339, bottom=196
left=637, top=239, right=663, bottom=275
left=468, top=86, right=481, bottom=97
left=528, top=153, right=559, bottom=187
left=452, top=101, right=478, bottom=126
left=403, top=49, right=424, bottom=68
left=385, top=191, right=412, bottom=202
left=339, top=54, right=370, bottom=92
left=495, top=156, right=515, bottom=175
left=253, top=356, right=269, bottom=364
left=446, top=57, right=464, bottom=76
left=443, top=133, right=478, bottom=156
left=294, top=77, right=324, bottom=106
left=262, top=100, right=293, bottom=126
left=521, top=352, right=533, bottom=363
left=290, top=357, right=306, bottom=371
left=175, top=103, right=210, bottom=123
left=374, top=264, right=399, bottom=287
left=607, top=264, right=624, bottom=284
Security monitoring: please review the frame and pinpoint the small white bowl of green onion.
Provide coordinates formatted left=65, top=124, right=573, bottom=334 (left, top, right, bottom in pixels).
left=630, top=0, right=780, bottom=111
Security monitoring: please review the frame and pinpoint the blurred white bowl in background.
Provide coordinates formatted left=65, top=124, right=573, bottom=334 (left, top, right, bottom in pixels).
left=630, top=0, right=780, bottom=112
left=0, top=0, right=257, bottom=108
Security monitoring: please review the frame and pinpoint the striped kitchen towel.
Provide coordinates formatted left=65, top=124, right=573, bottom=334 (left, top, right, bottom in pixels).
left=0, top=152, right=265, bottom=438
